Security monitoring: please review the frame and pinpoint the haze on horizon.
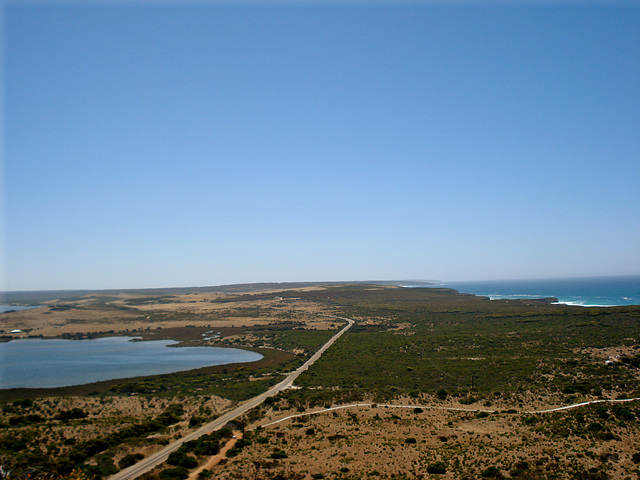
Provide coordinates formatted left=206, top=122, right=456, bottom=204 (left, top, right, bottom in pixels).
left=3, top=1, right=640, bottom=292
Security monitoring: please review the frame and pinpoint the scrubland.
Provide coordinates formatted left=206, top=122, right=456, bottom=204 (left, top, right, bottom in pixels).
left=1, top=284, right=639, bottom=479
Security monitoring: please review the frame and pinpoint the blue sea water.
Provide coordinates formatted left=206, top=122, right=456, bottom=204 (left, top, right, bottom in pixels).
left=434, top=275, right=640, bottom=307
left=0, top=337, right=263, bottom=389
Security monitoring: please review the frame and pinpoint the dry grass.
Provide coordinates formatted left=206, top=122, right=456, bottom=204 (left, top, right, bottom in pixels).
left=212, top=396, right=640, bottom=479
left=0, top=289, right=333, bottom=338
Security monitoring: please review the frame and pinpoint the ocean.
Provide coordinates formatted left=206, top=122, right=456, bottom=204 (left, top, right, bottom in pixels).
left=433, top=275, right=640, bottom=307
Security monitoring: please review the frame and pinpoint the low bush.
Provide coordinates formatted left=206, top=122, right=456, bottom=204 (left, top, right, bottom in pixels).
left=159, top=466, right=189, bottom=480
left=426, top=462, right=446, bottom=474
left=118, top=452, right=144, bottom=469
left=167, top=451, right=198, bottom=469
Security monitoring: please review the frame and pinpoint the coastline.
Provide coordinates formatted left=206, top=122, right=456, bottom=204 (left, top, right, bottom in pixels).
left=442, top=275, right=640, bottom=308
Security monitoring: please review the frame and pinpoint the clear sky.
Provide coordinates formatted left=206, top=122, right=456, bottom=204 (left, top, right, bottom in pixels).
left=3, top=1, right=640, bottom=291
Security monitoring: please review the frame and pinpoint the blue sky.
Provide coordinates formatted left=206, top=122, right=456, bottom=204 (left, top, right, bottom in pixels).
left=3, top=2, right=640, bottom=291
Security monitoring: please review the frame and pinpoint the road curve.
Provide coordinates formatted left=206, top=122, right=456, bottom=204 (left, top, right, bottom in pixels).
left=258, top=397, right=640, bottom=428
left=109, top=316, right=354, bottom=480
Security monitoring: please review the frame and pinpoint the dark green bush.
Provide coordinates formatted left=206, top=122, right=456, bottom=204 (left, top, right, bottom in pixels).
left=159, top=466, right=189, bottom=480
left=56, top=408, right=87, bottom=420
left=119, top=453, right=144, bottom=469
left=481, top=466, right=502, bottom=478
left=426, top=462, right=446, bottom=474
left=189, top=416, right=203, bottom=427
left=167, top=451, right=198, bottom=469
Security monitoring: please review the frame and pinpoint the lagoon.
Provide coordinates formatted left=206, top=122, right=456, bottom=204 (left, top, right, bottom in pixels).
left=0, top=337, right=263, bottom=389
left=0, top=305, right=42, bottom=313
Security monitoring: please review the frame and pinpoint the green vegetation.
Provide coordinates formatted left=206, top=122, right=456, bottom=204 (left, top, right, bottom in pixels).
left=0, top=403, right=186, bottom=479
left=290, top=286, right=640, bottom=397
left=2, top=284, right=639, bottom=480
left=104, top=329, right=334, bottom=400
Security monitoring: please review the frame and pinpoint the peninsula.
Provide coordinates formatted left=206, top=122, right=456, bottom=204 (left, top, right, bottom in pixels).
left=1, top=282, right=639, bottom=480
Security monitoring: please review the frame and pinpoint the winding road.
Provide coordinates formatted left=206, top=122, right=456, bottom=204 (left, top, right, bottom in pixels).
left=259, top=397, right=640, bottom=428
left=109, top=316, right=354, bottom=480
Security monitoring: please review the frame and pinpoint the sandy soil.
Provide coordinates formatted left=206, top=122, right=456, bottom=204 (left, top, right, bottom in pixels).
left=0, top=290, right=333, bottom=339
left=186, top=431, right=243, bottom=480
left=211, top=397, right=640, bottom=480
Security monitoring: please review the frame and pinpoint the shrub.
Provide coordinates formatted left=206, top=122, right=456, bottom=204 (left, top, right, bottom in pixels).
left=167, top=451, right=198, bottom=469
left=481, top=466, right=502, bottom=478
left=189, top=416, right=203, bottom=427
left=226, top=447, right=241, bottom=458
left=436, top=389, right=448, bottom=400
left=56, top=408, right=87, bottom=420
left=119, top=453, right=144, bottom=469
left=159, top=466, right=190, bottom=480
left=405, top=437, right=417, bottom=444
left=13, top=399, right=33, bottom=408
left=270, top=450, right=288, bottom=459
left=426, top=462, right=446, bottom=474
left=587, top=422, right=603, bottom=432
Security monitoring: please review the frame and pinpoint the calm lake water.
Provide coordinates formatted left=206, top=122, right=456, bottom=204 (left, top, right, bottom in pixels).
left=0, top=305, right=42, bottom=313
left=0, top=337, right=263, bottom=389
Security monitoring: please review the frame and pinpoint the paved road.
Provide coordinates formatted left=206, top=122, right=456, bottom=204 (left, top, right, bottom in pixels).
left=109, top=316, right=354, bottom=480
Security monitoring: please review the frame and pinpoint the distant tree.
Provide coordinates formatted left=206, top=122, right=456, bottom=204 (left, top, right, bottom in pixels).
left=436, top=388, right=448, bottom=400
